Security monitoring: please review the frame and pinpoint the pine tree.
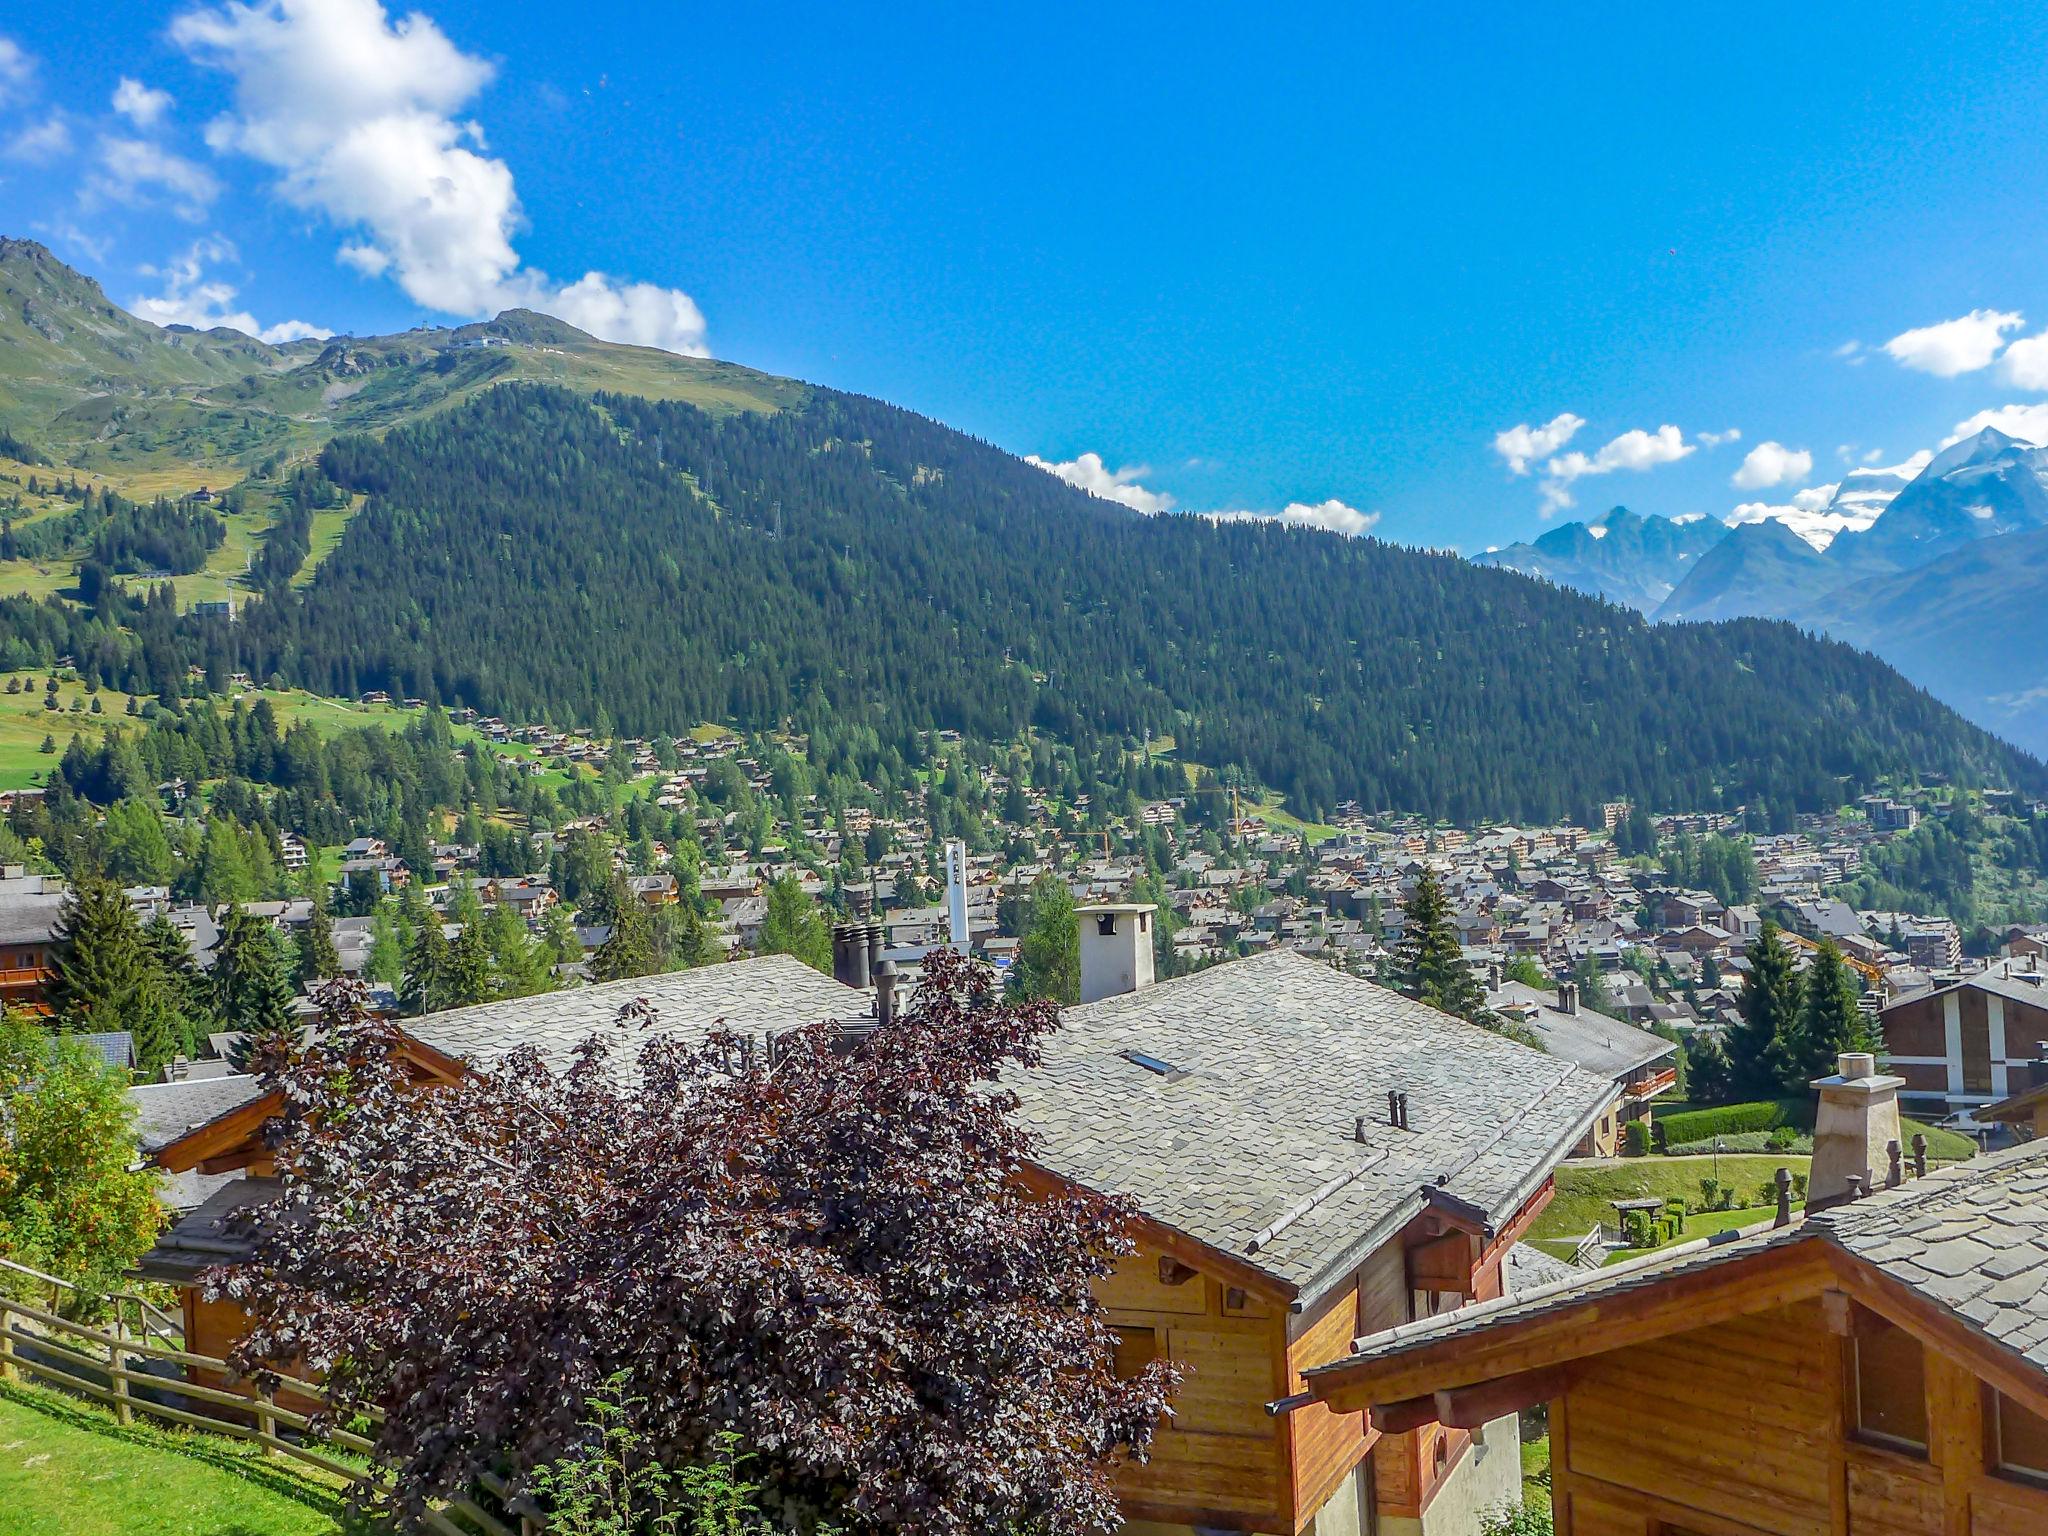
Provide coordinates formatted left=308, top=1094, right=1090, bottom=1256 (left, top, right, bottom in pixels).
left=1727, top=921, right=1802, bottom=1099
left=592, top=878, right=658, bottom=983
left=401, top=915, right=451, bottom=1016
left=1392, top=868, right=1489, bottom=1024
left=756, top=873, right=832, bottom=975
left=130, top=965, right=180, bottom=1078
left=142, top=910, right=207, bottom=1051
left=1784, top=940, right=1875, bottom=1089
left=1011, top=872, right=1079, bottom=1004
left=656, top=899, right=720, bottom=971
left=294, top=899, right=341, bottom=990
left=482, top=902, right=551, bottom=998
left=444, top=920, right=496, bottom=1008
left=49, top=876, right=149, bottom=1031
left=213, top=904, right=297, bottom=1045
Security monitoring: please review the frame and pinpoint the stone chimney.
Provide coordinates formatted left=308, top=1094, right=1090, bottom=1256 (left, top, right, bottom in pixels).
left=1556, top=980, right=1579, bottom=1016
left=1077, top=903, right=1156, bottom=1003
left=1806, top=1051, right=1906, bottom=1212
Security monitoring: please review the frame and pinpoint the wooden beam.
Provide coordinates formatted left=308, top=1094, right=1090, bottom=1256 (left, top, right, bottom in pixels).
left=1370, top=1396, right=1439, bottom=1435
left=1312, top=1239, right=1832, bottom=1413
left=1432, top=1365, right=1571, bottom=1428
left=1015, top=1159, right=1299, bottom=1306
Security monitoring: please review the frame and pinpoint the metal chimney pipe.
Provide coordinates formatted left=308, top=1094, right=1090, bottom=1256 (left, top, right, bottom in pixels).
left=1388, top=1089, right=1402, bottom=1128
left=874, top=960, right=899, bottom=1027
left=1396, top=1091, right=1411, bottom=1130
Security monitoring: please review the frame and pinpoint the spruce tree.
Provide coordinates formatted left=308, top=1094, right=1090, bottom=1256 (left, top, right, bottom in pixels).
left=444, top=919, right=496, bottom=1007
left=1392, top=868, right=1489, bottom=1024
left=401, top=915, right=451, bottom=1016
left=592, top=878, right=658, bottom=983
left=1728, top=921, right=1801, bottom=1099
left=213, top=904, right=298, bottom=1044
left=1011, top=871, right=1079, bottom=1004
left=295, top=899, right=342, bottom=990
left=130, top=965, right=180, bottom=1078
left=1785, top=940, right=1875, bottom=1089
left=49, top=876, right=149, bottom=1031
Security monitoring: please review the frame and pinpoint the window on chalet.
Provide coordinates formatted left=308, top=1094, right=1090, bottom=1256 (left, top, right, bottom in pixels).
left=1851, top=1318, right=1928, bottom=1454
left=1111, top=1325, right=1161, bottom=1380
left=1993, top=1391, right=2048, bottom=1486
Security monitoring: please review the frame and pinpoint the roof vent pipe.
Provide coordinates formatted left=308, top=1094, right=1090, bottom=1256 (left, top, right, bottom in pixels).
left=874, top=960, right=899, bottom=1027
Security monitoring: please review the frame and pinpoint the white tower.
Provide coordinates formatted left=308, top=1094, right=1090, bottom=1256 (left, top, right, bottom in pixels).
left=943, top=838, right=971, bottom=952
left=1077, top=903, right=1156, bottom=1003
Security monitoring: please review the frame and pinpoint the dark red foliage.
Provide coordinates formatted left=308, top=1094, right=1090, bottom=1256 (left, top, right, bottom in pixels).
left=211, top=952, right=1175, bottom=1535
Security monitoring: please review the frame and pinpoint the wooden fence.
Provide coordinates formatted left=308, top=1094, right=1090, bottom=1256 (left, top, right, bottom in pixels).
left=0, top=1271, right=521, bottom=1536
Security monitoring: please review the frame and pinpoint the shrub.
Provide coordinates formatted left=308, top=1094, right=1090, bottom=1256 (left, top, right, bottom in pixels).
left=1480, top=1500, right=1554, bottom=1536
left=1766, top=1125, right=1799, bottom=1151
left=1621, top=1120, right=1651, bottom=1157
left=1656, top=1098, right=1805, bottom=1146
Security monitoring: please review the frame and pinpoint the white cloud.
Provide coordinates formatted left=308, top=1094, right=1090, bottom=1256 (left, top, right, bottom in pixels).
left=1731, top=440, right=1813, bottom=490
left=1538, top=424, right=1693, bottom=512
left=1998, top=329, right=2048, bottom=391
left=1942, top=403, right=2048, bottom=448
left=3, top=114, right=69, bottom=161
left=111, top=77, right=175, bottom=128
left=1024, top=452, right=1375, bottom=536
left=172, top=0, right=709, bottom=355
left=90, top=134, right=220, bottom=220
left=1023, top=452, right=1176, bottom=516
left=129, top=235, right=332, bottom=345
left=1883, top=309, right=2023, bottom=377
left=1216, top=499, right=1381, bottom=538
left=1696, top=428, right=1742, bottom=448
left=1835, top=340, right=1867, bottom=366
left=1492, top=412, right=1584, bottom=475
left=0, top=36, right=32, bottom=106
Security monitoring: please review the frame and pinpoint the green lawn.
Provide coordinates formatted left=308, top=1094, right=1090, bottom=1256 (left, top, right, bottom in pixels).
left=0, top=1381, right=365, bottom=1536
left=1599, top=1205, right=1772, bottom=1264
left=1526, top=1155, right=1812, bottom=1259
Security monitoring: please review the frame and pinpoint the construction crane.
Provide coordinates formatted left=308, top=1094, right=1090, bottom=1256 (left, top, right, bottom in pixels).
left=1779, top=927, right=1887, bottom=988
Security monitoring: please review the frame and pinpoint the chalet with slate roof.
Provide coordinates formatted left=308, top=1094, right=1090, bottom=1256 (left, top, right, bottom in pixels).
left=141, top=942, right=1612, bottom=1536
left=1298, top=1054, right=2048, bottom=1536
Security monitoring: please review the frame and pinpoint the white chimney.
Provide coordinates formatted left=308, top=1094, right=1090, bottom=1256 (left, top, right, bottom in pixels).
left=1806, top=1051, right=1906, bottom=1212
left=1077, top=903, right=1156, bottom=1003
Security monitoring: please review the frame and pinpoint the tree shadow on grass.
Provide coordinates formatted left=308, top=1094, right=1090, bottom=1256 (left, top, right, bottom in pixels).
left=0, top=1381, right=388, bottom=1533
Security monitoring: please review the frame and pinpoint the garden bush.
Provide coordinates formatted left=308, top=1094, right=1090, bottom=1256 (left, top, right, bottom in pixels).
left=1621, top=1120, right=1651, bottom=1157
left=1656, top=1098, right=1805, bottom=1146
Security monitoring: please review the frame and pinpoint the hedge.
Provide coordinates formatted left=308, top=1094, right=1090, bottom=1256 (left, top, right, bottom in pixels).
left=1655, top=1098, right=1806, bottom=1146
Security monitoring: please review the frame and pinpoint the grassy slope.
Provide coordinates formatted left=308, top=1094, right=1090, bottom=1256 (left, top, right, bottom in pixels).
left=1525, top=1155, right=1814, bottom=1257
left=0, top=678, right=511, bottom=791
left=0, top=1382, right=358, bottom=1536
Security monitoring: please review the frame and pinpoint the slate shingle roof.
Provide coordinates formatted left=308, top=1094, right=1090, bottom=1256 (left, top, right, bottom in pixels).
left=1312, top=1139, right=2048, bottom=1381
left=1007, top=950, right=1616, bottom=1306
left=407, top=955, right=860, bottom=1071
left=128, top=1074, right=265, bottom=1153
left=1816, top=1139, right=2048, bottom=1369
left=1486, top=981, right=1675, bottom=1079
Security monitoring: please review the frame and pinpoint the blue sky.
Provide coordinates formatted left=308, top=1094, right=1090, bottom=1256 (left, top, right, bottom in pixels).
left=7, top=2, right=2048, bottom=551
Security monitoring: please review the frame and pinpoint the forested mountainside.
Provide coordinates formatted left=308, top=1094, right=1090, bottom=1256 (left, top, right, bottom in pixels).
left=2, top=239, right=2041, bottom=824
left=166, top=382, right=2033, bottom=824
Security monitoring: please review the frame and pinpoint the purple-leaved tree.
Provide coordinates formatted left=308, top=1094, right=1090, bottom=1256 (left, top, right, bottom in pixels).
left=213, top=951, right=1175, bottom=1535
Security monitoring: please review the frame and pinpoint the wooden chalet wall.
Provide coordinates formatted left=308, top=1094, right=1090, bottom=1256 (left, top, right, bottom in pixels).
left=1548, top=1296, right=2048, bottom=1536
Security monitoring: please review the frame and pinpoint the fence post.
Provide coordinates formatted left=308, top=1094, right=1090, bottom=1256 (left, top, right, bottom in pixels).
left=256, top=1385, right=279, bottom=1456
left=107, top=1305, right=133, bottom=1426
left=0, top=1300, right=15, bottom=1384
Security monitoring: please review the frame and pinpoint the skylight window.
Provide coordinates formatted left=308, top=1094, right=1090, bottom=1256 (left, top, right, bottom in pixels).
left=1122, top=1049, right=1180, bottom=1076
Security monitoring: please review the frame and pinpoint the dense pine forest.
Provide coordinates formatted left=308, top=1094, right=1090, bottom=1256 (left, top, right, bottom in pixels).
left=0, top=381, right=2040, bottom=824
